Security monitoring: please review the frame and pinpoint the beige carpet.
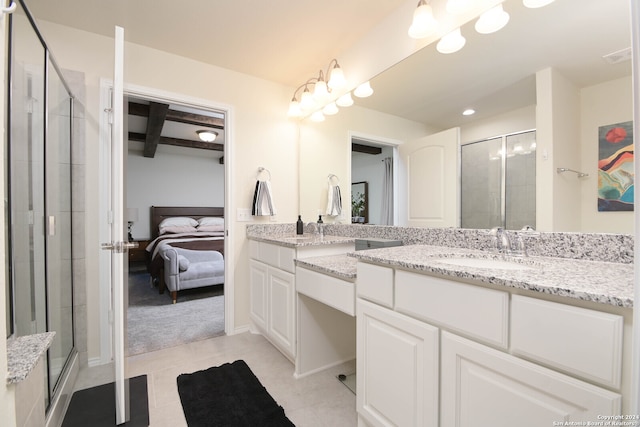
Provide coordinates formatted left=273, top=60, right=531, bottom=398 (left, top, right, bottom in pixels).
left=127, top=268, right=225, bottom=355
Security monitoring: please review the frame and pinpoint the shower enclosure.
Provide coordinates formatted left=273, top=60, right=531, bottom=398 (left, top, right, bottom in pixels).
left=7, top=0, right=75, bottom=412
left=460, top=130, right=537, bottom=230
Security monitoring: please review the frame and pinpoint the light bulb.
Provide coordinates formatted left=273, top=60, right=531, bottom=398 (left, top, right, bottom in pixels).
left=437, top=28, right=466, bottom=54
left=287, top=100, right=302, bottom=117
left=327, top=66, right=346, bottom=90
left=313, top=80, right=329, bottom=102
left=310, top=111, right=325, bottom=122
left=300, top=88, right=316, bottom=110
left=408, top=3, right=438, bottom=39
left=323, top=102, right=339, bottom=115
left=475, top=4, right=510, bottom=34
left=336, top=92, right=354, bottom=107
left=354, top=81, right=373, bottom=98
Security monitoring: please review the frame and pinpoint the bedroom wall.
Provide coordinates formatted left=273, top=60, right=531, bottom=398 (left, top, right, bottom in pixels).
left=126, top=143, right=225, bottom=240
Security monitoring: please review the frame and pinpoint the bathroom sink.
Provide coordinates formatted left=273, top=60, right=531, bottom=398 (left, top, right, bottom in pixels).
left=432, top=257, right=536, bottom=271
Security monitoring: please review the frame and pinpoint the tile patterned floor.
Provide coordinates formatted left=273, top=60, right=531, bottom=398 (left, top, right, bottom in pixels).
left=73, top=332, right=357, bottom=427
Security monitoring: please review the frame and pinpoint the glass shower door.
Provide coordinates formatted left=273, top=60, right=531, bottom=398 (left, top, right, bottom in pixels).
left=45, top=54, right=74, bottom=399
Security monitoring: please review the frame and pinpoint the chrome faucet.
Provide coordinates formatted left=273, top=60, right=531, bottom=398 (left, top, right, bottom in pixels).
left=489, top=226, right=511, bottom=254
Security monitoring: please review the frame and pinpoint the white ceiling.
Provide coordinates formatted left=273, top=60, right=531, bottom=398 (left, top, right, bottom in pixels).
left=23, top=0, right=633, bottom=132
left=23, top=0, right=406, bottom=87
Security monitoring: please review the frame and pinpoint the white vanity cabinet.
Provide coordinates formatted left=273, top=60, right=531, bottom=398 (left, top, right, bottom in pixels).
left=355, top=262, right=626, bottom=427
left=249, top=239, right=354, bottom=361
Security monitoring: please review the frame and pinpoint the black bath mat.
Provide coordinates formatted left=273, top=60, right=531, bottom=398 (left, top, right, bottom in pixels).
left=62, top=375, right=149, bottom=427
left=177, top=360, right=295, bottom=427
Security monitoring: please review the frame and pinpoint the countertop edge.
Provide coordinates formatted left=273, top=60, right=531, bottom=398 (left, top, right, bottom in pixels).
left=7, top=332, right=56, bottom=384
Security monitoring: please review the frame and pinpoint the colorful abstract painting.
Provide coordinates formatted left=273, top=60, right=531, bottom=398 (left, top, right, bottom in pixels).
left=598, top=121, right=634, bottom=211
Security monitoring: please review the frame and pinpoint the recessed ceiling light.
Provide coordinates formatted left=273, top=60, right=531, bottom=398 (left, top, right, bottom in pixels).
left=462, top=109, right=475, bottom=116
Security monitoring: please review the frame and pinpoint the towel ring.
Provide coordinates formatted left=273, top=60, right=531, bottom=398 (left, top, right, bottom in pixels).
left=258, top=167, right=271, bottom=181
left=328, top=174, right=340, bottom=184
left=2, top=1, right=16, bottom=13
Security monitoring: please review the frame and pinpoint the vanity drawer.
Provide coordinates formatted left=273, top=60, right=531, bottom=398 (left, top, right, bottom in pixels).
left=253, top=241, right=295, bottom=273
left=395, top=271, right=509, bottom=348
left=511, top=295, right=623, bottom=389
left=296, top=266, right=355, bottom=316
left=356, top=262, right=394, bottom=308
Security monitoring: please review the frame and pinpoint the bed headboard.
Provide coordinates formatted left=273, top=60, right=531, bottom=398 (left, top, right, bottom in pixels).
left=150, top=206, right=224, bottom=239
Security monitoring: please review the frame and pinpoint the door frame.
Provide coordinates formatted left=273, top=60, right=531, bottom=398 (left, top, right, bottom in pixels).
left=98, top=81, right=235, bottom=364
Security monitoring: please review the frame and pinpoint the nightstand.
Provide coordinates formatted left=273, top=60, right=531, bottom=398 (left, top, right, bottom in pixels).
left=128, top=239, right=150, bottom=264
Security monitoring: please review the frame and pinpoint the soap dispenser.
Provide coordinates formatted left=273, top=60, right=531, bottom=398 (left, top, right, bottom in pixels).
left=296, top=215, right=304, bottom=235
left=317, top=215, right=324, bottom=237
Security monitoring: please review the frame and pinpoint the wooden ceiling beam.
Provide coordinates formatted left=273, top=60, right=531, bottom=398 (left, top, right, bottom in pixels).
left=352, top=143, right=382, bottom=155
left=143, top=102, right=169, bottom=158
left=129, top=132, right=224, bottom=152
left=128, top=101, right=224, bottom=130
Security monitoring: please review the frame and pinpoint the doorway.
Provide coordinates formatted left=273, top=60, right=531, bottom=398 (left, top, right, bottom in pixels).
left=350, top=135, right=398, bottom=225
left=98, top=83, right=234, bottom=363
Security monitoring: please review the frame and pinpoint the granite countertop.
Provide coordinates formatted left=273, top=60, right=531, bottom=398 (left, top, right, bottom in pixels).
left=247, top=231, right=355, bottom=248
left=7, top=332, right=55, bottom=384
left=295, top=255, right=358, bottom=281
left=349, top=245, right=634, bottom=308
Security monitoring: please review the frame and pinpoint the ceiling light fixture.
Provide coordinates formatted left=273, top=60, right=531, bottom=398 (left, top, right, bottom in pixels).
left=523, top=0, right=555, bottom=8
left=462, top=109, right=475, bottom=116
left=408, top=0, right=439, bottom=39
left=475, top=4, right=510, bottom=34
left=196, top=130, right=218, bottom=142
left=437, top=28, right=466, bottom=54
left=288, top=58, right=359, bottom=120
left=354, top=81, right=374, bottom=98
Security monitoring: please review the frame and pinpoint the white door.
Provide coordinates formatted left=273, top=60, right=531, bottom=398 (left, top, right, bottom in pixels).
left=101, top=26, right=134, bottom=425
left=356, top=299, right=439, bottom=427
left=399, top=127, right=459, bottom=227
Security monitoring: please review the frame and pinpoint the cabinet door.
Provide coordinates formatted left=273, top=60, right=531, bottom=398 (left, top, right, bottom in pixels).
left=268, top=268, right=296, bottom=358
left=357, top=299, right=439, bottom=427
left=249, top=260, right=269, bottom=331
left=441, top=332, right=621, bottom=427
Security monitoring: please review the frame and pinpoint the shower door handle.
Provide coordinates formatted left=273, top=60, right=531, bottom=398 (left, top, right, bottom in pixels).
left=101, top=241, right=138, bottom=253
left=48, top=215, right=55, bottom=236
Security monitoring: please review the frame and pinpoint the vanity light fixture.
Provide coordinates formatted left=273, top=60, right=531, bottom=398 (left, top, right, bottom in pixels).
left=323, top=102, right=339, bottom=115
left=523, top=0, right=555, bottom=8
left=288, top=58, right=355, bottom=119
left=354, top=81, right=374, bottom=98
left=437, top=28, right=466, bottom=54
left=196, top=130, right=218, bottom=142
left=336, top=92, right=354, bottom=107
left=475, top=4, right=510, bottom=34
left=310, top=110, right=325, bottom=122
left=408, top=0, right=439, bottom=39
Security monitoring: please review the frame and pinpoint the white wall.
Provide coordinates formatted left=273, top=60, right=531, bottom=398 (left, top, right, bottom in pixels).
left=127, top=143, right=224, bottom=240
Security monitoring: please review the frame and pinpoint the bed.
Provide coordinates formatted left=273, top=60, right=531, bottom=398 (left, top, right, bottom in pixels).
left=145, top=206, right=225, bottom=303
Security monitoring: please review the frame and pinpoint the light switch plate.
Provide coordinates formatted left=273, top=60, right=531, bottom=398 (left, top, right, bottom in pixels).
left=237, top=208, right=252, bottom=222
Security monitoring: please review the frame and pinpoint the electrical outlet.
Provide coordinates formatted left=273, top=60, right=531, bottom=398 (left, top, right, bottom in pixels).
left=237, top=208, right=252, bottom=222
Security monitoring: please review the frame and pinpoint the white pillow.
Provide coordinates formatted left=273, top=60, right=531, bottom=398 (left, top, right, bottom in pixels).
left=159, top=217, right=198, bottom=228
left=159, top=225, right=197, bottom=235
left=198, top=216, right=224, bottom=226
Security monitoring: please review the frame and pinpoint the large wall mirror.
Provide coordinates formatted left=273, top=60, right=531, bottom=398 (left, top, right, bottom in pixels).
left=299, top=0, right=632, bottom=234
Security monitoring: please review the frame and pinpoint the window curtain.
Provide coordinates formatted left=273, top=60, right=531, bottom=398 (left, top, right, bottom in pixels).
left=380, top=157, right=393, bottom=225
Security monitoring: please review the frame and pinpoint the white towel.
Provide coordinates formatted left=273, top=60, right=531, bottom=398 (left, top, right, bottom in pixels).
left=325, top=183, right=342, bottom=216
left=252, top=180, right=277, bottom=216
